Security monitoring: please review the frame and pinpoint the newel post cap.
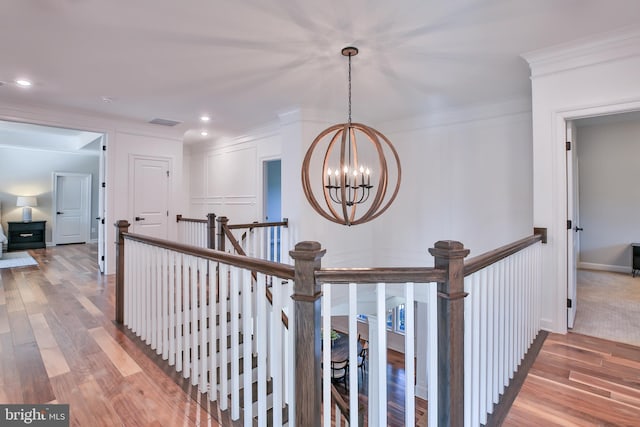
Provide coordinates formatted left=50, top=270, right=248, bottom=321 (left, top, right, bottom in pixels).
left=429, top=240, right=470, bottom=259
left=290, top=241, right=326, bottom=261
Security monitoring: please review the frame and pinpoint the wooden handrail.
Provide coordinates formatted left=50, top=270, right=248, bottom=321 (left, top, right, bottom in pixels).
left=123, top=231, right=295, bottom=280
left=315, top=267, right=447, bottom=284
left=331, top=384, right=364, bottom=426
left=176, top=214, right=207, bottom=223
left=221, top=223, right=290, bottom=329
left=464, top=231, right=544, bottom=277
left=226, top=218, right=288, bottom=230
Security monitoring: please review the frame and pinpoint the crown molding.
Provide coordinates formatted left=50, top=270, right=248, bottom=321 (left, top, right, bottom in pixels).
left=0, top=100, right=185, bottom=141
left=522, top=26, right=640, bottom=78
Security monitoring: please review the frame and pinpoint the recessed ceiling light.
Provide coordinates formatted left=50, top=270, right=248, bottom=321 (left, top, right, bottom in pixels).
left=15, top=78, right=32, bottom=87
left=201, top=130, right=209, bottom=136
left=101, top=96, right=114, bottom=103
left=200, top=115, right=211, bottom=122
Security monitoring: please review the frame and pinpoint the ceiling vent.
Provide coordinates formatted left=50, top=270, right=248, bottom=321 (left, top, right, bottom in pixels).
left=149, top=118, right=182, bottom=127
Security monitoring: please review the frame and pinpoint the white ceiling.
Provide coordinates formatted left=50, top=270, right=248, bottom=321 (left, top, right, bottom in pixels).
left=2, top=0, right=640, bottom=141
left=0, top=120, right=102, bottom=153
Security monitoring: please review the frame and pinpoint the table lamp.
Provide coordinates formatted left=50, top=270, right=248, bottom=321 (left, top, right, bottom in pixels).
left=16, top=196, right=37, bottom=222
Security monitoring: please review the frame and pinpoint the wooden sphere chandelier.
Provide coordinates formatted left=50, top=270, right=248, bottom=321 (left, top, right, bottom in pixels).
left=301, top=47, right=401, bottom=226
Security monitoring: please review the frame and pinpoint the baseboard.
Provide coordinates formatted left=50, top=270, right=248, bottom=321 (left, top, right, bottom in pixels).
left=415, top=384, right=428, bottom=400
left=484, top=330, right=548, bottom=427
left=578, top=262, right=630, bottom=274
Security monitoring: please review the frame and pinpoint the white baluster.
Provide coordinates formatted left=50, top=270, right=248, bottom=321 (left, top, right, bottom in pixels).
left=404, top=283, right=415, bottom=427
left=256, top=273, right=268, bottom=426
left=175, top=252, right=183, bottom=372
left=471, top=273, right=480, bottom=427
left=242, top=268, right=253, bottom=426
left=271, top=276, right=283, bottom=427
left=427, top=282, right=438, bottom=427
left=348, top=283, right=358, bottom=426
left=375, top=282, right=387, bottom=427
left=191, top=256, right=199, bottom=386
left=479, top=269, right=488, bottom=425
left=161, top=248, right=168, bottom=359
left=322, top=283, right=331, bottom=427
left=230, top=266, right=240, bottom=420
left=219, top=263, right=229, bottom=411
left=208, top=260, right=218, bottom=402
left=183, top=254, right=191, bottom=379
left=169, top=250, right=176, bottom=367
left=286, top=279, right=295, bottom=425
left=199, top=258, right=207, bottom=392
left=464, top=275, right=472, bottom=427
left=154, top=246, right=161, bottom=353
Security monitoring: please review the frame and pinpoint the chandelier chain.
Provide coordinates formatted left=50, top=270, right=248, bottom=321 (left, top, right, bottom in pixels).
left=348, top=52, right=352, bottom=125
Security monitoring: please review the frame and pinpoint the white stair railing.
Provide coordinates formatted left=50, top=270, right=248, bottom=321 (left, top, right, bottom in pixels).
left=121, top=234, right=295, bottom=426
left=116, top=222, right=546, bottom=427
left=463, top=238, right=543, bottom=426
left=176, top=214, right=215, bottom=249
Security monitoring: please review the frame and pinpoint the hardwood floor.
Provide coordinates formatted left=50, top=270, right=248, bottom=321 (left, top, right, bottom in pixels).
left=504, top=332, right=640, bottom=426
left=0, top=244, right=221, bottom=426
left=6, top=244, right=640, bottom=426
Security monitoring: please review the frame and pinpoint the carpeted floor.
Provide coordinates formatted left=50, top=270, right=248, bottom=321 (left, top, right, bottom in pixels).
left=0, top=251, right=38, bottom=269
left=571, top=269, right=640, bottom=347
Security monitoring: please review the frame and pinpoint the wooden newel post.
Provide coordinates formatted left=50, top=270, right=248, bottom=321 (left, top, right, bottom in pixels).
left=429, top=240, right=470, bottom=427
left=217, top=216, right=228, bottom=252
left=115, top=220, right=130, bottom=324
left=207, top=213, right=217, bottom=250
left=289, top=241, right=325, bottom=427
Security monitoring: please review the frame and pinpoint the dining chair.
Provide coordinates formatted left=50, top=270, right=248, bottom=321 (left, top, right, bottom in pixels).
left=331, top=359, right=349, bottom=390
left=357, top=345, right=368, bottom=377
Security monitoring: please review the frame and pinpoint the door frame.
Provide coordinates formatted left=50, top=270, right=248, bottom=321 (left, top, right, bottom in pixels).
left=555, top=100, right=640, bottom=332
left=52, top=172, right=92, bottom=245
left=262, top=157, right=282, bottom=222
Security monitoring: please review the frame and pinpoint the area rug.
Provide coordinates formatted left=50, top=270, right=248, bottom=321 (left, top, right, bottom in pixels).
left=0, top=252, right=38, bottom=269
left=572, top=269, right=640, bottom=348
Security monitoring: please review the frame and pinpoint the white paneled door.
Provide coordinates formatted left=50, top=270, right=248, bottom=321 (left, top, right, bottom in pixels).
left=54, top=173, right=91, bottom=245
left=131, top=157, right=170, bottom=239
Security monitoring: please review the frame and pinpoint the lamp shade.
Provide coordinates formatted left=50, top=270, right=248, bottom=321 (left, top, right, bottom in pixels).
left=16, top=196, right=37, bottom=207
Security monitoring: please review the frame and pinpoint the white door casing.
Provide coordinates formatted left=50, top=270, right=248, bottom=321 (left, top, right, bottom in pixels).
left=566, top=122, right=579, bottom=328
left=130, top=156, right=170, bottom=239
left=53, top=172, right=92, bottom=245
left=98, top=135, right=106, bottom=272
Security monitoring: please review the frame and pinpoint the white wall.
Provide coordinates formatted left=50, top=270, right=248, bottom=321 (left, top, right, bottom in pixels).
left=524, top=28, right=640, bottom=333
left=0, top=101, right=185, bottom=274
left=0, top=146, right=99, bottom=243
left=186, top=104, right=534, bottom=268
left=576, top=117, right=640, bottom=271
left=186, top=125, right=281, bottom=223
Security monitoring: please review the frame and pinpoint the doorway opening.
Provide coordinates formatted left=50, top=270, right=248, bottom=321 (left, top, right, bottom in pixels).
left=0, top=119, right=107, bottom=272
left=263, top=159, right=281, bottom=261
left=565, top=110, right=640, bottom=346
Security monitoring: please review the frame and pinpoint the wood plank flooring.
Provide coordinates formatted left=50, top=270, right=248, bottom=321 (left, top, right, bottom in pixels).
left=504, top=332, right=640, bottom=426
left=0, top=244, right=221, bottom=426
left=5, top=244, right=640, bottom=426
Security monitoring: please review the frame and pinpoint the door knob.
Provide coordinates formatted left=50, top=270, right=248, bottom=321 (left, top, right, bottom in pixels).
left=56, top=211, right=63, bottom=215
left=135, top=216, right=146, bottom=221
left=575, top=226, right=584, bottom=232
